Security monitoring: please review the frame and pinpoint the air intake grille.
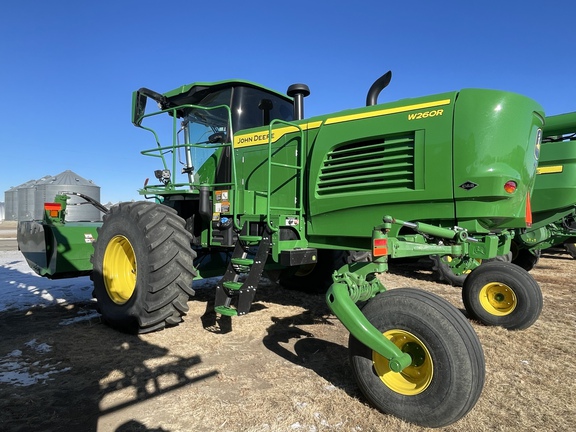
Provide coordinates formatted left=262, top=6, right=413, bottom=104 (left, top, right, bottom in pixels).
left=317, top=135, right=415, bottom=195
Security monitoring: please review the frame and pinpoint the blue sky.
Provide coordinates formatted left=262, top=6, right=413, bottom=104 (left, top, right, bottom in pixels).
left=1, top=1, right=574, bottom=204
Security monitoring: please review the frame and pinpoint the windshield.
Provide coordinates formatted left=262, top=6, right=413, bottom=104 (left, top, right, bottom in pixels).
left=138, top=82, right=294, bottom=190
left=180, top=106, right=229, bottom=184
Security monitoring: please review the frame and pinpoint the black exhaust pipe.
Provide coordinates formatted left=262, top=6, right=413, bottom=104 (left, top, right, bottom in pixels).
left=287, top=84, right=310, bottom=120
left=366, top=71, right=392, bottom=106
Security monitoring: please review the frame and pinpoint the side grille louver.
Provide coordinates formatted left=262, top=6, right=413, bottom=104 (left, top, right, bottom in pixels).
left=317, top=135, right=415, bottom=195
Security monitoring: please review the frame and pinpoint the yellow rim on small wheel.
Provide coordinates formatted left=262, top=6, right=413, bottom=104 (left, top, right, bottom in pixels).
left=103, top=235, right=137, bottom=305
left=479, top=282, right=517, bottom=316
left=372, top=329, right=433, bottom=396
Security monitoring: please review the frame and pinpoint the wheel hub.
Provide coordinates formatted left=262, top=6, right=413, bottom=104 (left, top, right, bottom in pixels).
left=103, top=235, right=137, bottom=305
left=479, top=282, right=517, bottom=316
left=372, top=329, right=433, bottom=395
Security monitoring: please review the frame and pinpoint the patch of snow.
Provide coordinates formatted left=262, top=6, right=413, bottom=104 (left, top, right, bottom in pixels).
left=0, top=340, right=71, bottom=387
left=0, top=251, right=94, bottom=312
left=59, top=310, right=101, bottom=326
left=24, top=339, right=52, bottom=353
left=0, top=251, right=217, bottom=313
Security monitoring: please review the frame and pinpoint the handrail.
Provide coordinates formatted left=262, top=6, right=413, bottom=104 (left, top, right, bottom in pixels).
left=137, top=103, right=237, bottom=207
left=265, top=119, right=305, bottom=232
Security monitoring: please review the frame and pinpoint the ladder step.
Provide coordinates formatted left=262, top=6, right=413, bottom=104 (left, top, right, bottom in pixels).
left=214, top=306, right=238, bottom=316
left=239, top=235, right=262, bottom=242
left=231, top=258, right=254, bottom=266
left=223, top=281, right=244, bottom=291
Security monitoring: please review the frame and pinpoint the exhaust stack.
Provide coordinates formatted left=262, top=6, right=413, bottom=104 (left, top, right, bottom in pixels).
left=366, top=71, right=392, bottom=106
left=287, top=84, right=310, bottom=120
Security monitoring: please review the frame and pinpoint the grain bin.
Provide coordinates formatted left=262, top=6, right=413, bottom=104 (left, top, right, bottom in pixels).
left=4, top=186, right=18, bottom=221
left=17, top=179, right=39, bottom=221
left=35, top=170, right=101, bottom=221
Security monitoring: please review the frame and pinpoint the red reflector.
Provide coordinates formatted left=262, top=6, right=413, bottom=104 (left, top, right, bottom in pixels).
left=373, top=238, right=388, bottom=256
left=525, top=192, right=532, bottom=227
left=504, top=181, right=517, bottom=193
left=44, top=203, right=61, bottom=211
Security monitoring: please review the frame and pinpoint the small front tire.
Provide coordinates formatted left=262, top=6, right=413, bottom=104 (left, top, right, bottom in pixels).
left=349, top=288, right=485, bottom=428
left=462, top=261, right=542, bottom=330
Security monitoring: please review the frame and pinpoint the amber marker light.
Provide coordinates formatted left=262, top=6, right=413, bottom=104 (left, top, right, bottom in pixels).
left=373, top=238, right=388, bottom=257
left=44, top=203, right=62, bottom=218
left=504, top=181, right=517, bottom=193
left=525, top=192, right=532, bottom=227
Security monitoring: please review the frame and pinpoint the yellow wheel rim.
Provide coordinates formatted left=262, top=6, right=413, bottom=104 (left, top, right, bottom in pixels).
left=103, top=235, right=137, bottom=305
left=372, top=329, right=433, bottom=396
left=479, top=282, right=517, bottom=316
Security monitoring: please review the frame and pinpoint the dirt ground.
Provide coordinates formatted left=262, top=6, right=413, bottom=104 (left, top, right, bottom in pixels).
left=1, top=245, right=575, bottom=431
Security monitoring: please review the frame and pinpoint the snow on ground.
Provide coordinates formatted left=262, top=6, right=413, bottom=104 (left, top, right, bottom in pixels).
left=0, top=339, right=72, bottom=387
left=0, top=251, right=96, bottom=386
left=0, top=250, right=220, bottom=386
left=0, top=251, right=218, bottom=314
left=0, top=251, right=95, bottom=313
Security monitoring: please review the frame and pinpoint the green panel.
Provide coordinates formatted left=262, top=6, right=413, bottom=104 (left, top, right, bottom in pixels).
left=531, top=111, right=576, bottom=224
left=307, top=92, right=456, bottom=238
left=237, top=136, right=299, bottom=210
left=453, top=89, right=544, bottom=230
left=18, top=221, right=101, bottom=278
left=541, top=111, right=576, bottom=137
left=50, top=223, right=100, bottom=275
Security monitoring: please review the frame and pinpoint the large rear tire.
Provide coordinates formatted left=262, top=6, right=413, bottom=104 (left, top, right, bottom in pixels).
left=349, top=288, right=485, bottom=428
left=462, top=261, right=542, bottom=330
left=91, top=201, right=196, bottom=334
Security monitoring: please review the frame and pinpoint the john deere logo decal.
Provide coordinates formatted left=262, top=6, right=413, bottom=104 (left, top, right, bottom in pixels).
left=534, top=128, right=542, bottom=160
left=459, top=181, right=478, bottom=191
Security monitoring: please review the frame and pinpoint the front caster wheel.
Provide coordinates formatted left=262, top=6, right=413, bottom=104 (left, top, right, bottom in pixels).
left=462, top=261, right=543, bottom=330
left=349, top=288, right=485, bottom=428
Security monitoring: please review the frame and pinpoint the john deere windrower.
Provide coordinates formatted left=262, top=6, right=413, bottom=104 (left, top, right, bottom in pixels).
left=19, top=71, right=545, bottom=427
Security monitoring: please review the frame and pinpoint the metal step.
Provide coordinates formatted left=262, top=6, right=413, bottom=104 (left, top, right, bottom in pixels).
left=231, top=258, right=254, bottom=266
left=222, top=281, right=243, bottom=291
left=214, top=224, right=271, bottom=317
left=239, top=235, right=262, bottom=243
left=214, top=305, right=238, bottom=316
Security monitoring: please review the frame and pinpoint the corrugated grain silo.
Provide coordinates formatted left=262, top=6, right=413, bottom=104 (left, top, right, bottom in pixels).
left=36, top=170, right=102, bottom=221
left=28, top=175, right=56, bottom=220
left=17, top=179, right=39, bottom=221
left=4, top=186, right=19, bottom=221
